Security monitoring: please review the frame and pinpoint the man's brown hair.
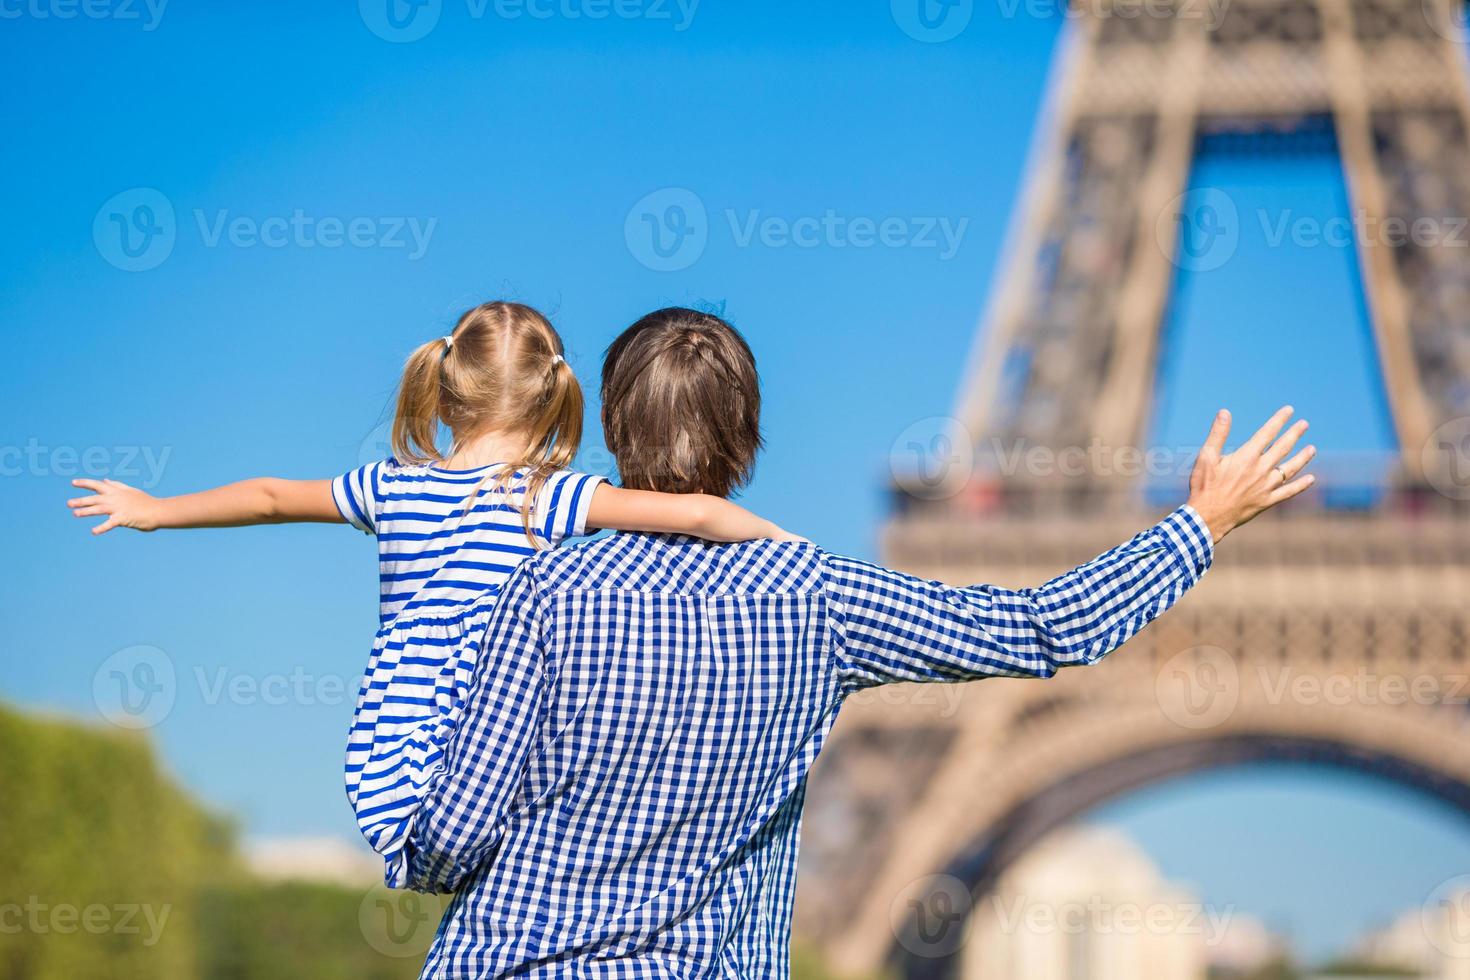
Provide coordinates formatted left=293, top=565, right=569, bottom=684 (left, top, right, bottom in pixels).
left=601, top=307, right=763, bottom=498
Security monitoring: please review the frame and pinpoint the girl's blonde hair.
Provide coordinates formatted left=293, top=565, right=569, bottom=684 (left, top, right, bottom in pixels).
left=392, top=301, right=583, bottom=543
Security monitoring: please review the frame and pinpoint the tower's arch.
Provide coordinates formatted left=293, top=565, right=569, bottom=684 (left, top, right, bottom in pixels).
left=798, top=0, right=1470, bottom=973
left=800, top=514, right=1470, bottom=976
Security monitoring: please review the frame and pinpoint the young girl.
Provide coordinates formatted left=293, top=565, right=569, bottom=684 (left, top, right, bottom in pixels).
left=67, top=301, right=800, bottom=886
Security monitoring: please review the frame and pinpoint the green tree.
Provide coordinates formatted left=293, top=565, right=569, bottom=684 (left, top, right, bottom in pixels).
left=0, top=703, right=234, bottom=979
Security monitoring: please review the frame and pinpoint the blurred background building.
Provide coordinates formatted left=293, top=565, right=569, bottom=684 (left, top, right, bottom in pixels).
left=1354, top=893, right=1470, bottom=979
left=961, top=826, right=1211, bottom=979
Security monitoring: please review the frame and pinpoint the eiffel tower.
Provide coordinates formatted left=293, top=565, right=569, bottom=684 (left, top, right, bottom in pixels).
left=798, top=0, right=1470, bottom=976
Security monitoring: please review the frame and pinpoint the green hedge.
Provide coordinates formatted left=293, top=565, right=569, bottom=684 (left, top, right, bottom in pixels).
left=0, top=703, right=865, bottom=979
left=196, top=882, right=418, bottom=980
left=0, top=703, right=233, bottom=979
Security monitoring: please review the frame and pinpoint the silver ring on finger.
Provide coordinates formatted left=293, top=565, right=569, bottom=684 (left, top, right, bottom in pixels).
left=1274, top=465, right=1287, bottom=485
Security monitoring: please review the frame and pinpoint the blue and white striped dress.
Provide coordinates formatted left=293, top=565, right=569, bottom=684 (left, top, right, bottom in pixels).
left=332, top=458, right=604, bottom=886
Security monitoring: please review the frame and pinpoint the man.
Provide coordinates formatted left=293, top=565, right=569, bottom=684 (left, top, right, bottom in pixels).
left=400, top=308, right=1315, bottom=978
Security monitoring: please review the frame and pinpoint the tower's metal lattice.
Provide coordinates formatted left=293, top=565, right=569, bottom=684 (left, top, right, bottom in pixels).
left=798, top=3, right=1470, bottom=976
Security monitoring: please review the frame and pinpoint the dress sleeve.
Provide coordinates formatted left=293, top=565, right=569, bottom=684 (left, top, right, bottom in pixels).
left=331, top=460, right=385, bottom=534
left=534, top=470, right=607, bottom=547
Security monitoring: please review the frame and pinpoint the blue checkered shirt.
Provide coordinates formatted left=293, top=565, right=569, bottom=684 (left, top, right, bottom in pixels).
left=404, top=506, right=1214, bottom=978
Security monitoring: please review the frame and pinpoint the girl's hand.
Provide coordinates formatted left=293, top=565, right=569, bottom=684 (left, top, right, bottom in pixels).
left=67, top=478, right=162, bottom=535
left=1186, top=406, right=1317, bottom=544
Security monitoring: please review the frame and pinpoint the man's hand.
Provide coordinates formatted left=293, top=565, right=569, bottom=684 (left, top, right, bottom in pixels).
left=1187, top=406, right=1316, bottom=544
left=68, top=478, right=163, bottom=534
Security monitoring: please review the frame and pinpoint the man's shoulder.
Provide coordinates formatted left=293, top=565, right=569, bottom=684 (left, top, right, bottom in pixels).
left=527, top=534, right=830, bottom=596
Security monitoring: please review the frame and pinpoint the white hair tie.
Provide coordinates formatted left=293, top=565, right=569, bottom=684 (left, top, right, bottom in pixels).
left=442, top=335, right=455, bottom=350
left=551, top=354, right=565, bottom=366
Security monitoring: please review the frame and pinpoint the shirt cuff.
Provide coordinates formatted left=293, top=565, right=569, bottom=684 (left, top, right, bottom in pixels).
left=1156, top=504, right=1214, bottom=587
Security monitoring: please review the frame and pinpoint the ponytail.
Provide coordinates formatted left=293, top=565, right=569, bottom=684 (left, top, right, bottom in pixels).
left=534, top=357, right=584, bottom=473
left=391, top=337, right=449, bottom=464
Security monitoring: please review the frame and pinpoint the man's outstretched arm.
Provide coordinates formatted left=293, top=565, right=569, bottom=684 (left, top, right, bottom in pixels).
left=825, top=407, right=1315, bottom=690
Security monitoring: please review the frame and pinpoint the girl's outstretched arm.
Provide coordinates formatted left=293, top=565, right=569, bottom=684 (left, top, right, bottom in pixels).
left=67, top=477, right=344, bottom=535
left=586, top=484, right=805, bottom=543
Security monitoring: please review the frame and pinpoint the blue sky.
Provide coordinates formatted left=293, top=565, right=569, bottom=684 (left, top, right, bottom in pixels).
left=2, top=0, right=1462, bottom=964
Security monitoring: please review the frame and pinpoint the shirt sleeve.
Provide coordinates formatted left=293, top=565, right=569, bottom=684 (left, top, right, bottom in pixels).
left=400, top=562, right=548, bottom=893
left=535, top=470, right=607, bottom=547
left=821, top=505, right=1214, bottom=693
left=331, top=461, right=384, bottom=535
